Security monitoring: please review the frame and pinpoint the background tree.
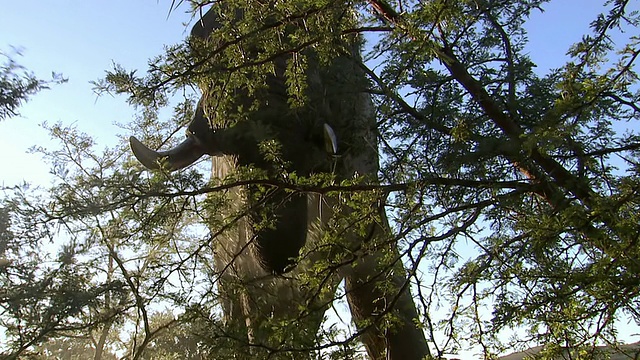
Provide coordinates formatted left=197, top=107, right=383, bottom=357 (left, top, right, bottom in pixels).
left=0, top=50, right=65, bottom=121
left=1, top=0, right=639, bottom=359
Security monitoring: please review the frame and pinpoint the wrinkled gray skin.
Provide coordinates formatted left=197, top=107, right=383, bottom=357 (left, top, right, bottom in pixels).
left=130, top=5, right=430, bottom=359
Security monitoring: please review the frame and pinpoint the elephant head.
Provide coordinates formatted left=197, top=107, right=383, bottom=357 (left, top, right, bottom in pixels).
left=129, top=7, right=342, bottom=274
left=130, top=115, right=338, bottom=274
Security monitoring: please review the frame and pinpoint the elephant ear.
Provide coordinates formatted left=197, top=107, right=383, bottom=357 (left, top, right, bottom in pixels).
left=129, top=135, right=207, bottom=171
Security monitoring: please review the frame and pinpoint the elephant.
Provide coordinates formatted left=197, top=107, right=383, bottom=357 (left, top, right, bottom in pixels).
left=129, top=3, right=430, bottom=359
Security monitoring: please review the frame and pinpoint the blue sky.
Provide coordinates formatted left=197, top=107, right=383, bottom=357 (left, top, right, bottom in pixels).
left=0, top=1, right=191, bottom=186
left=0, top=1, right=616, bottom=187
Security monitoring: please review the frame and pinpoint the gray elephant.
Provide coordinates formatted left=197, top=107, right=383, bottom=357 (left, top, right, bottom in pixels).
left=130, top=3, right=429, bottom=359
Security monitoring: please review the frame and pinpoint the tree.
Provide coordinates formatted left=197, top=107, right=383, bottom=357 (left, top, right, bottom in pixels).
left=1, top=0, right=639, bottom=359
left=363, top=0, right=640, bottom=356
left=0, top=50, right=65, bottom=121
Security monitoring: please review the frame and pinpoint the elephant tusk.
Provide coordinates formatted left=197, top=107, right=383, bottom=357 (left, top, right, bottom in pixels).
left=129, top=135, right=207, bottom=171
left=323, top=123, right=338, bottom=155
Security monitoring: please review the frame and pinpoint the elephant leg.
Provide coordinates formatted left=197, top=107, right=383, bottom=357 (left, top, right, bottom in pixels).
left=233, top=275, right=338, bottom=359
left=344, top=268, right=386, bottom=359
left=342, top=225, right=430, bottom=360
left=219, top=193, right=341, bottom=358
left=216, top=273, right=249, bottom=334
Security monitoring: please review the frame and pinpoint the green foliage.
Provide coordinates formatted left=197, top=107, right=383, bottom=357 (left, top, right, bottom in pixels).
left=0, top=50, right=66, bottom=120
left=33, top=336, right=119, bottom=360
left=369, top=0, right=640, bottom=356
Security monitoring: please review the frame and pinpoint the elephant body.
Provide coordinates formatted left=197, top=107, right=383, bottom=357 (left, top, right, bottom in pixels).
left=130, top=3, right=430, bottom=359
